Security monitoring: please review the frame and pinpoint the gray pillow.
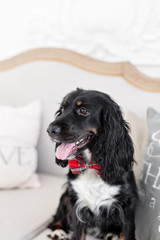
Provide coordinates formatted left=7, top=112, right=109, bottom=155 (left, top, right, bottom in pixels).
left=136, top=108, right=160, bottom=240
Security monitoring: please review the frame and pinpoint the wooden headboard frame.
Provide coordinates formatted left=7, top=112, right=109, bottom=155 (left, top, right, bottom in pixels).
left=0, top=48, right=160, bottom=92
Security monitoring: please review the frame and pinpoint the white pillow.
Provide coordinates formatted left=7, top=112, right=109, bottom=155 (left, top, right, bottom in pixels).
left=0, top=100, right=42, bottom=189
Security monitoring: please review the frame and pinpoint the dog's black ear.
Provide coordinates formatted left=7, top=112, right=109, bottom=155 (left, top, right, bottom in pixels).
left=55, top=143, right=68, bottom=167
left=93, top=96, right=134, bottom=184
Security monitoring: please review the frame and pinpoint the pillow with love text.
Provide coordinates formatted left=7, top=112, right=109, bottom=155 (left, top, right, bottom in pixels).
left=0, top=100, right=42, bottom=189
left=136, top=108, right=160, bottom=240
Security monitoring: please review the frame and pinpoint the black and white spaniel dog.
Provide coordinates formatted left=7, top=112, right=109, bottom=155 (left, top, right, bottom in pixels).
left=47, top=89, right=138, bottom=240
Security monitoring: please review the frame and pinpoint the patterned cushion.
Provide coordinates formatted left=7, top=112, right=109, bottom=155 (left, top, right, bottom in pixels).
left=136, top=108, right=160, bottom=240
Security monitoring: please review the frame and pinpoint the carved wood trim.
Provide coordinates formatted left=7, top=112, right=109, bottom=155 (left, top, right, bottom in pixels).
left=0, top=48, right=160, bottom=92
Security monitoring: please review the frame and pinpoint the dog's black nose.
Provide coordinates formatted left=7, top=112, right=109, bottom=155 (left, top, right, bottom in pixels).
left=47, top=124, right=61, bottom=135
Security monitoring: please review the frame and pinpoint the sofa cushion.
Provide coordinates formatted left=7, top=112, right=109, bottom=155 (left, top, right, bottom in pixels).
left=0, top=100, right=42, bottom=189
left=0, top=174, right=66, bottom=240
left=126, top=111, right=148, bottom=184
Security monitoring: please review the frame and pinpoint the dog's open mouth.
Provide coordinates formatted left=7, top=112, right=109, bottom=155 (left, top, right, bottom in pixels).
left=56, top=133, right=93, bottom=160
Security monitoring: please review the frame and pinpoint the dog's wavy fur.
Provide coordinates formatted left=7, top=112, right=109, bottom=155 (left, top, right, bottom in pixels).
left=47, top=89, right=138, bottom=240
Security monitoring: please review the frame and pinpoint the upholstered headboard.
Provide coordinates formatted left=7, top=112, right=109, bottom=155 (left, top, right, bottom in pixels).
left=0, top=49, right=160, bottom=176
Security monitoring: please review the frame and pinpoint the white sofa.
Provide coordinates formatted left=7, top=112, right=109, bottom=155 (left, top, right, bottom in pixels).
left=0, top=55, right=160, bottom=240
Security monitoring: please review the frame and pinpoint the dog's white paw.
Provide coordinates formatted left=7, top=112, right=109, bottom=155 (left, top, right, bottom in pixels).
left=47, top=229, right=68, bottom=240
left=105, top=233, right=120, bottom=240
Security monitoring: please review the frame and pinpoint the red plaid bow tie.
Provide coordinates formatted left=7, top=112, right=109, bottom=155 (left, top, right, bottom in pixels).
left=68, top=155, right=101, bottom=175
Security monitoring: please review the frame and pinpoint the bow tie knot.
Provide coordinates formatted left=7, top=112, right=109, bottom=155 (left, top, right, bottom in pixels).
left=68, top=155, right=101, bottom=175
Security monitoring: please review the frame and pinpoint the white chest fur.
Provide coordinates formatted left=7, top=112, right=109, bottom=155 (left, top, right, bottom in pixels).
left=71, top=169, right=120, bottom=217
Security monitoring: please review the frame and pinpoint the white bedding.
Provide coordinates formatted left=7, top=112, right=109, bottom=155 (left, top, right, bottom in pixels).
left=0, top=0, right=160, bottom=65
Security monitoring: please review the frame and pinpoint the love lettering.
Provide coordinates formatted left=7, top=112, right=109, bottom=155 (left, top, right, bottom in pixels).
left=0, top=147, right=31, bottom=165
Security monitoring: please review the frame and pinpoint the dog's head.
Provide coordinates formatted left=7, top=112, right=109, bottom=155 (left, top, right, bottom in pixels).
left=47, top=88, right=134, bottom=183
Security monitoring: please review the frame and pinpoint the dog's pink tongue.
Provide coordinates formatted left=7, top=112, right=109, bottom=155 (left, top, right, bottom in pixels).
left=56, top=143, right=75, bottom=160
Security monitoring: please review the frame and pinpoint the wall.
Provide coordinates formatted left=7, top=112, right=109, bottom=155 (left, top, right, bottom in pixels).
left=0, top=0, right=160, bottom=65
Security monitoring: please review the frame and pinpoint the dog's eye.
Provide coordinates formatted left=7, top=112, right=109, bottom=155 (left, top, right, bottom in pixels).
left=56, top=107, right=64, bottom=117
left=78, top=107, right=90, bottom=116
